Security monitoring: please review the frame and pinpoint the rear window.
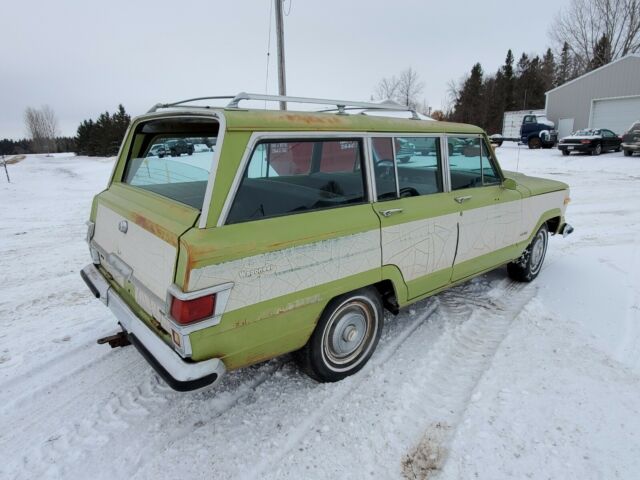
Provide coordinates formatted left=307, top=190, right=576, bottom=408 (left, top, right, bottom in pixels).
left=122, top=118, right=219, bottom=209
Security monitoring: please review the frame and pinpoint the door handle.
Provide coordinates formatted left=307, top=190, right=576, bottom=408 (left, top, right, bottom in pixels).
left=379, top=208, right=403, bottom=217
left=454, top=195, right=472, bottom=204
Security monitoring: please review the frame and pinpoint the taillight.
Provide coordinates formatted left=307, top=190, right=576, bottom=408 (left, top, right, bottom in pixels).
left=581, top=140, right=591, bottom=144
left=170, top=295, right=216, bottom=325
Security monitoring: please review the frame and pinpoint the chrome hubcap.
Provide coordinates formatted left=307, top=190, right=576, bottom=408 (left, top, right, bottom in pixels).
left=530, top=232, right=546, bottom=272
left=322, top=299, right=376, bottom=369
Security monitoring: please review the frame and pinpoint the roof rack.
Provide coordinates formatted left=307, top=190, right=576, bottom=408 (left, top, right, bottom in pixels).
left=148, top=92, right=420, bottom=119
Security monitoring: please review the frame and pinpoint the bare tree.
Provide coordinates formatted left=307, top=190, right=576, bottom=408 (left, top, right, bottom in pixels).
left=24, top=105, right=59, bottom=153
left=550, top=0, right=640, bottom=72
left=374, top=67, right=427, bottom=113
left=396, top=67, right=424, bottom=109
left=374, top=75, right=399, bottom=102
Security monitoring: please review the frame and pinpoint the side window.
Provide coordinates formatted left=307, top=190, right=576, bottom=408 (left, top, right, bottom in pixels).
left=448, top=137, right=500, bottom=190
left=394, top=137, right=443, bottom=197
left=523, top=115, right=535, bottom=124
left=371, top=137, right=397, bottom=200
left=602, top=130, right=614, bottom=138
left=227, top=139, right=367, bottom=224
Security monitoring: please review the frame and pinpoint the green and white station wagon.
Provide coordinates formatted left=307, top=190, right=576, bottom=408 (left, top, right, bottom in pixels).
left=81, top=93, right=573, bottom=391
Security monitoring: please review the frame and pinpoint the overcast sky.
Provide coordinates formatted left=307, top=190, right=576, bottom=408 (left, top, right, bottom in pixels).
left=1, top=0, right=570, bottom=139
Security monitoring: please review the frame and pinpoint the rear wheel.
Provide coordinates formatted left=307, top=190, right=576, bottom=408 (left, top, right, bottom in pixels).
left=562, top=150, right=570, bottom=156
left=507, top=224, right=548, bottom=282
left=297, top=288, right=383, bottom=382
left=591, top=143, right=602, bottom=156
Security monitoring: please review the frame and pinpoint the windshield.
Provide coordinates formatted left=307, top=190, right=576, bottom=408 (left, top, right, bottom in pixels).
left=574, top=129, right=599, bottom=136
left=122, top=117, right=219, bottom=209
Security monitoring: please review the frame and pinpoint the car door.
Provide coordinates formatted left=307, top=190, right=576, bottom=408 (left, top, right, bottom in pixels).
left=602, top=129, right=618, bottom=150
left=370, top=135, right=459, bottom=299
left=446, top=135, right=523, bottom=282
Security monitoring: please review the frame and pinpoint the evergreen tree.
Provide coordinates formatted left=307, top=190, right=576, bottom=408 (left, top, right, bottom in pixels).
left=556, top=42, right=573, bottom=86
left=501, top=49, right=516, bottom=111
left=75, top=105, right=131, bottom=156
left=541, top=48, right=557, bottom=93
left=590, top=34, right=613, bottom=70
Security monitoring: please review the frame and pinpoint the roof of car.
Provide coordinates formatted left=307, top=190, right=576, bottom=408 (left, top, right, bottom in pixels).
left=138, top=108, right=483, bottom=135
left=221, top=108, right=483, bottom=134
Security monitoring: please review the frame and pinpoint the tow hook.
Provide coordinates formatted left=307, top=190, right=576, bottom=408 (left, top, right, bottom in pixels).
left=97, top=329, right=131, bottom=348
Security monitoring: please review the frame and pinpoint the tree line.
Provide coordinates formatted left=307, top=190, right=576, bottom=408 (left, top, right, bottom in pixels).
left=1, top=104, right=132, bottom=157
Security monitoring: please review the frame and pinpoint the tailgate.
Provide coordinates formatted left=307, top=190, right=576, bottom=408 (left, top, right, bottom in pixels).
left=92, top=184, right=199, bottom=318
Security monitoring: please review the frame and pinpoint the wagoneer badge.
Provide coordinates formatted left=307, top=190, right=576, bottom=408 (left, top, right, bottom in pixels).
left=118, top=220, right=128, bottom=234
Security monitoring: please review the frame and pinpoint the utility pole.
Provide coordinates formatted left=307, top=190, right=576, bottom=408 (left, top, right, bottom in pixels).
left=2, top=155, right=10, bottom=183
left=274, top=0, right=287, bottom=110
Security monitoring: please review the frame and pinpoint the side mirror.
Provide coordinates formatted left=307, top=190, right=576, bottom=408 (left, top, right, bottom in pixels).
left=502, top=178, right=518, bottom=190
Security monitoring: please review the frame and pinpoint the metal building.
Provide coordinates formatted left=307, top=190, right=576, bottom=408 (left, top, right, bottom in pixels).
left=545, top=54, right=640, bottom=137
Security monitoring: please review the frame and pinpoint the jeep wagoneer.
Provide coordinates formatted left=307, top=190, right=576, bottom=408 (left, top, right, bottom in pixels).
left=81, top=93, right=573, bottom=391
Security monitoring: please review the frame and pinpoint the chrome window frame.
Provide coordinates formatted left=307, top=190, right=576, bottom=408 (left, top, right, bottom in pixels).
left=444, top=133, right=504, bottom=189
left=216, top=131, right=374, bottom=227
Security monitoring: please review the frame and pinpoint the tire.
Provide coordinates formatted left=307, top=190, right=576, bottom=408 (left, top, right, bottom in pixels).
left=624, top=149, right=632, bottom=157
left=591, top=143, right=602, bottom=156
left=615, top=145, right=621, bottom=152
left=297, top=287, right=383, bottom=382
left=507, top=224, right=548, bottom=282
left=561, top=150, right=570, bottom=156
left=528, top=137, right=542, bottom=149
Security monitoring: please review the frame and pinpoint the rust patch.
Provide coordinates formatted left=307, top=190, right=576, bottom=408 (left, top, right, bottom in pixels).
left=282, top=113, right=345, bottom=127
left=131, top=213, right=178, bottom=247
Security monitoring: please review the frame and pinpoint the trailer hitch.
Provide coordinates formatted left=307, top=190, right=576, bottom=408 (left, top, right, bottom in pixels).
left=97, top=330, right=131, bottom=348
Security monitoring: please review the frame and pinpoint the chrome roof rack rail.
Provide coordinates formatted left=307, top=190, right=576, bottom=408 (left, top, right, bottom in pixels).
left=148, top=92, right=420, bottom=119
left=226, top=92, right=420, bottom=119
left=147, top=96, right=236, bottom=113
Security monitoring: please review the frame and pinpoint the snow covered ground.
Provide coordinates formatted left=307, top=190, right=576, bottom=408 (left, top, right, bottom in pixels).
left=0, top=145, right=639, bottom=479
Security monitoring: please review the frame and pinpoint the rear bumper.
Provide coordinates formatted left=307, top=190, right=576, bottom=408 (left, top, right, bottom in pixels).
left=558, top=144, right=592, bottom=153
left=81, top=264, right=226, bottom=391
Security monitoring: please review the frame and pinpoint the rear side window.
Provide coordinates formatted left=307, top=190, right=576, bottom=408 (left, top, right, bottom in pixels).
left=122, top=118, right=219, bottom=209
left=227, top=139, right=366, bottom=224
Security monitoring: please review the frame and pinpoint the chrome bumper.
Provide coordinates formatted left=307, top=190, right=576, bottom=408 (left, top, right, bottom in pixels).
left=560, top=223, right=574, bottom=238
left=81, top=264, right=226, bottom=391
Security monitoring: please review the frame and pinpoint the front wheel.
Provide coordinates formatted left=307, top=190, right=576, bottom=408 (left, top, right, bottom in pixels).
left=624, top=149, right=632, bottom=157
left=528, top=137, right=542, bottom=149
left=297, top=288, right=383, bottom=382
left=507, top=224, right=548, bottom=282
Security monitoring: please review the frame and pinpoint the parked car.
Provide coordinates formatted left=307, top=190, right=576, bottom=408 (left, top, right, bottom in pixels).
left=557, top=128, right=622, bottom=156
left=146, top=143, right=168, bottom=158
left=166, top=139, right=194, bottom=156
left=621, top=121, right=640, bottom=157
left=81, top=93, right=573, bottom=391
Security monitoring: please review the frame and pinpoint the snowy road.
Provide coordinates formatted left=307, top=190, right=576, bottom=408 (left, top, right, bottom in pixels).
left=1, top=146, right=639, bottom=479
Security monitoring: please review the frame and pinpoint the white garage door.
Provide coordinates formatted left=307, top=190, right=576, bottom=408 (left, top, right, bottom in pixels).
left=590, top=96, right=640, bottom=134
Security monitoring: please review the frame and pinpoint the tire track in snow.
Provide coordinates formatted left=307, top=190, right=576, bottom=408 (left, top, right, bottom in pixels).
left=1, top=347, right=286, bottom=480
left=401, top=278, right=534, bottom=478
left=244, top=300, right=440, bottom=480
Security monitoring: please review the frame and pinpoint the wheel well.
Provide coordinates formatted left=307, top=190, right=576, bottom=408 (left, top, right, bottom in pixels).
left=373, top=280, right=399, bottom=315
left=546, top=216, right=561, bottom=235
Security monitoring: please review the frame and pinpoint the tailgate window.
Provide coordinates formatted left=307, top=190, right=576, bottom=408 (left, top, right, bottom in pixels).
left=122, top=117, right=219, bottom=209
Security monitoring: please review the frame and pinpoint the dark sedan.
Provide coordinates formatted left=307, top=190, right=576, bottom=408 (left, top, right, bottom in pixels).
left=558, top=128, right=622, bottom=156
left=621, top=121, right=640, bottom=157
